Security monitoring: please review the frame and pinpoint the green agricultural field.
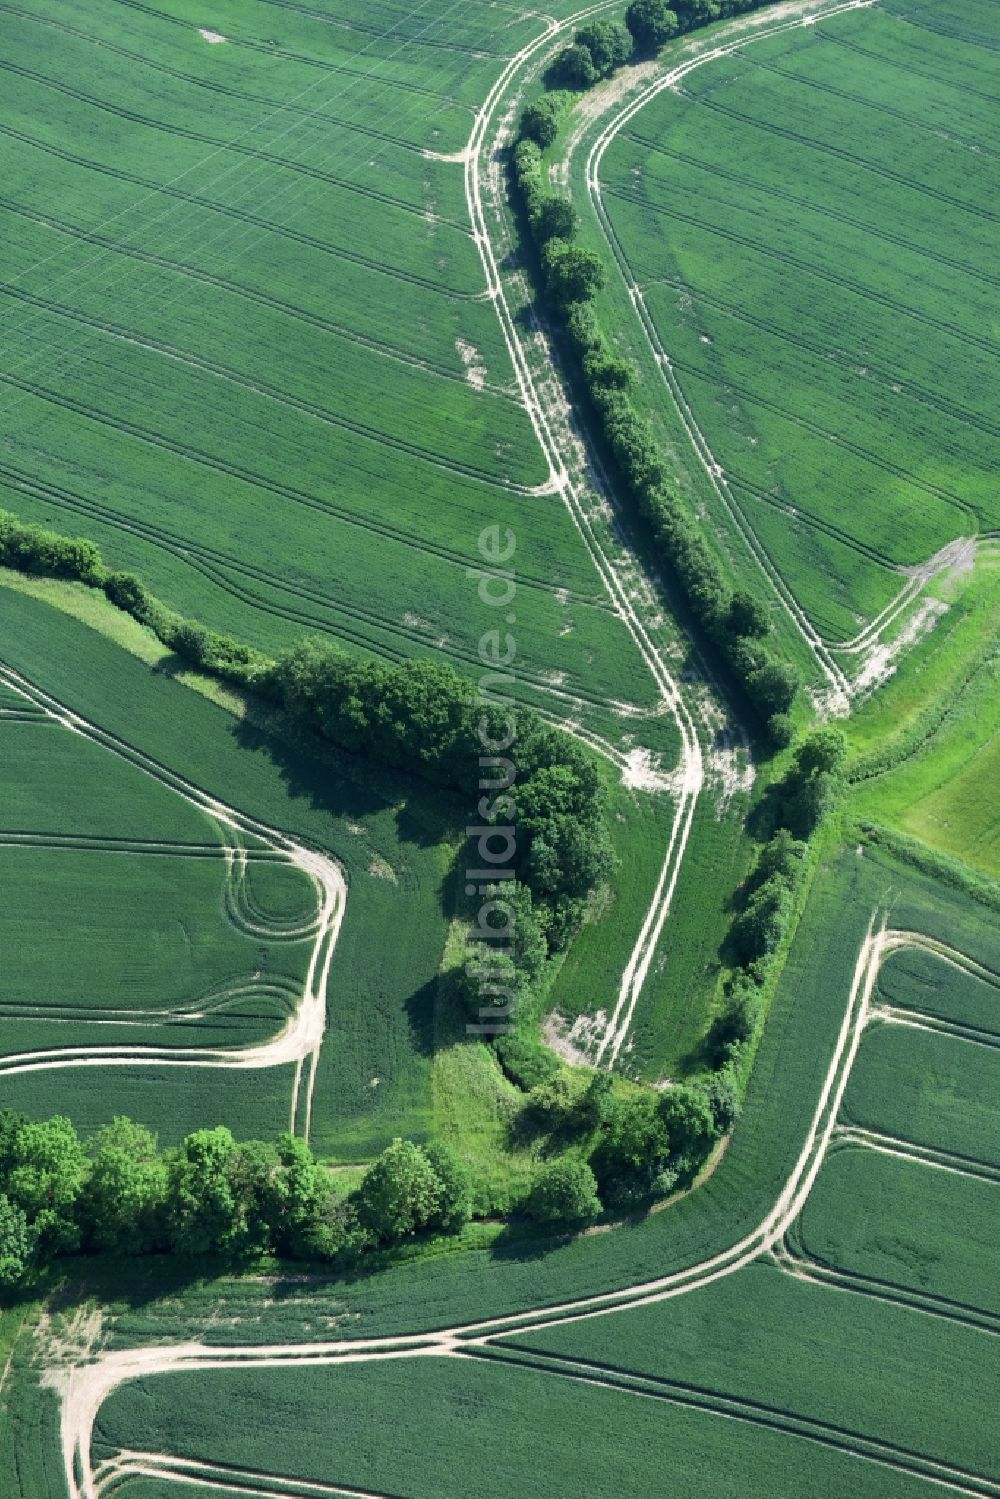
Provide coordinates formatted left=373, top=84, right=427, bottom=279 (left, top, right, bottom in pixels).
left=1, top=1, right=997, bottom=1497
left=0, top=0, right=667, bottom=744
left=0, top=583, right=455, bottom=1151
left=594, top=0, right=999, bottom=649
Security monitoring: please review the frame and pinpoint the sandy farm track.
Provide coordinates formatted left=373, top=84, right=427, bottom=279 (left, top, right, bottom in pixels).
left=0, top=660, right=345, bottom=1140
left=56, top=917, right=1000, bottom=1499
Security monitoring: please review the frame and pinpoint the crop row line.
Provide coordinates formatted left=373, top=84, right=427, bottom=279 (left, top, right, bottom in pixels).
left=664, top=352, right=977, bottom=526
left=677, top=82, right=999, bottom=225
left=776, top=1232, right=1000, bottom=1340
left=821, top=27, right=1000, bottom=107
left=0, top=2, right=456, bottom=154
left=0, top=462, right=627, bottom=719
left=608, top=182, right=1000, bottom=361
left=744, top=52, right=1000, bottom=158
left=0, top=140, right=480, bottom=310
left=625, top=130, right=998, bottom=299
left=0, top=60, right=473, bottom=235
left=594, top=187, right=851, bottom=691
left=111, top=0, right=476, bottom=112
left=833, top=1125, right=1000, bottom=1185
left=636, top=263, right=1000, bottom=449
left=0, top=280, right=529, bottom=493
left=468, top=1341, right=1000, bottom=1494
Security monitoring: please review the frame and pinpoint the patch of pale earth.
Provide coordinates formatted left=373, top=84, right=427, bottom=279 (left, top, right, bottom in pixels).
left=368, top=856, right=397, bottom=883
left=34, top=1306, right=103, bottom=1369
left=622, top=746, right=677, bottom=793
left=403, top=611, right=436, bottom=632
left=540, top=668, right=567, bottom=686
left=903, top=535, right=977, bottom=584
left=707, top=738, right=755, bottom=816
left=422, top=147, right=468, bottom=163
left=346, top=822, right=364, bottom=836
left=455, top=338, right=486, bottom=391
left=198, top=29, right=226, bottom=43
left=853, top=598, right=948, bottom=696
left=543, top=1010, right=607, bottom=1066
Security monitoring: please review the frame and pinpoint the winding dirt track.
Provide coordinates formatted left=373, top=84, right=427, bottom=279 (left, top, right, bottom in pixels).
left=57, top=920, right=1000, bottom=1499
left=0, top=661, right=345, bottom=1138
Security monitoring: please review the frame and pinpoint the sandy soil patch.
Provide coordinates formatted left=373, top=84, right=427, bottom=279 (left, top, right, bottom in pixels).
left=198, top=29, right=226, bottom=43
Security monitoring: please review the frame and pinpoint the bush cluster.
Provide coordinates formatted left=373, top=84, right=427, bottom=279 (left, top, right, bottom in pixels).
left=0, top=510, right=614, bottom=947
left=511, top=131, right=797, bottom=742
left=706, top=729, right=847, bottom=1070
left=0, top=1112, right=473, bottom=1289
left=273, top=640, right=613, bottom=943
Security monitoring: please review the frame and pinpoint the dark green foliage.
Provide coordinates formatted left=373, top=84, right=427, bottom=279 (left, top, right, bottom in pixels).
left=767, top=711, right=794, bottom=749
left=527, top=1157, right=601, bottom=1222
left=583, top=350, right=634, bottom=390
left=493, top=1032, right=559, bottom=1091
left=657, top=1084, right=717, bottom=1170
left=79, top=1118, right=167, bottom=1255
left=747, top=658, right=798, bottom=718
left=355, top=1139, right=443, bottom=1245
left=0, top=1194, right=32, bottom=1289
left=0, top=509, right=104, bottom=585
left=702, top=1069, right=741, bottom=1132
left=533, top=195, right=579, bottom=244
left=541, top=239, right=606, bottom=308
left=103, top=570, right=153, bottom=620
left=626, top=0, right=680, bottom=50
left=795, top=728, right=848, bottom=778
left=422, top=1143, right=472, bottom=1234
left=551, top=42, right=599, bottom=88
left=575, top=19, right=632, bottom=77
left=0, top=1112, right=86, bottom=1258
left=519, top=96, right=560, bottom=148
left=590, top=1093, right=670, bottom=1207
left=509, top=96, right=799, bottom=738
left=164, top=1127, right=258, bottom=1257
left=706, top=978, right=760, bottom=1066
left=753, top=828, right=808, bottom=888
left=728, top=589, right=771, bottom=639
left=731, top=875, right=794, bottom=964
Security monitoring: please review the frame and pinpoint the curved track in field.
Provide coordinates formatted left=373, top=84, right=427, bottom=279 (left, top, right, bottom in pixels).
left=577, top=0, right=989, bottom=704
left=58, top=919, right=1000, bottom=1499
left=0, top=661, right=345, bottom=1140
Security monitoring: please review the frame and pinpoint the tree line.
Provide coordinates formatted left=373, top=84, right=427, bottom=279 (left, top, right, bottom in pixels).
left=0, top=511, right=612, bottom=948
left=543, top=0, right=776, bottom=99
left=0, top=1066, right=738, bottom=1291
left=514, top=25, right=798, bottom=747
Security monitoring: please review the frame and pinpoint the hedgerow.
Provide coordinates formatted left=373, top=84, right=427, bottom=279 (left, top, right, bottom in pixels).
left=511, top=128, right=797, bottom=741
left=0, top=509, right=611, bottom=943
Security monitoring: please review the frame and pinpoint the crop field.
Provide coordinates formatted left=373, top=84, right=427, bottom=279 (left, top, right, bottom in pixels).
left=0, top=0, right=670, bottom=744
left=597, top=0, right=999, bottom=647
left=1, top=2, right=997, bottom=1497
left=0, top=583, right=454, bottom=1151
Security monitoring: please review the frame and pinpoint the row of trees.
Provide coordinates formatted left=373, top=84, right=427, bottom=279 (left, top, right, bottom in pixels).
left=0, top=1112, right=475, bottom=1290
left=548, top=0, right=778, bottom=93
left=512, top=128, right=798, bottom=744
left=707, top=728, right=847, bottom=1068
left=0, top=511, right=614, bottom=946
left=0, top=1082, right=738, bottom=1286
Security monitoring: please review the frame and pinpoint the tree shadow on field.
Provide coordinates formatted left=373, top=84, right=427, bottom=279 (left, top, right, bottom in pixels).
left=228, top=709, right=462, bottom=853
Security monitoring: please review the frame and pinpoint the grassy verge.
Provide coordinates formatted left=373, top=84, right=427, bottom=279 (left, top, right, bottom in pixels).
left=846, top=552, right=1000, bottom=876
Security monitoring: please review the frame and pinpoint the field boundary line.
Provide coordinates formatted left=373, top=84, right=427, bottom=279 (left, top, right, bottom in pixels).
left=0, top=661, right=344, bottom=1123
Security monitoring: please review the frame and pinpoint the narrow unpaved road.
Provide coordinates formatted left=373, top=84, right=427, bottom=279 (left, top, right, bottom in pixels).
left=0, top=661, right=345, bottom=1138
left=62, top=913, right=991, bottom=1499
left=465, top=1, right=711, bottom=1069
